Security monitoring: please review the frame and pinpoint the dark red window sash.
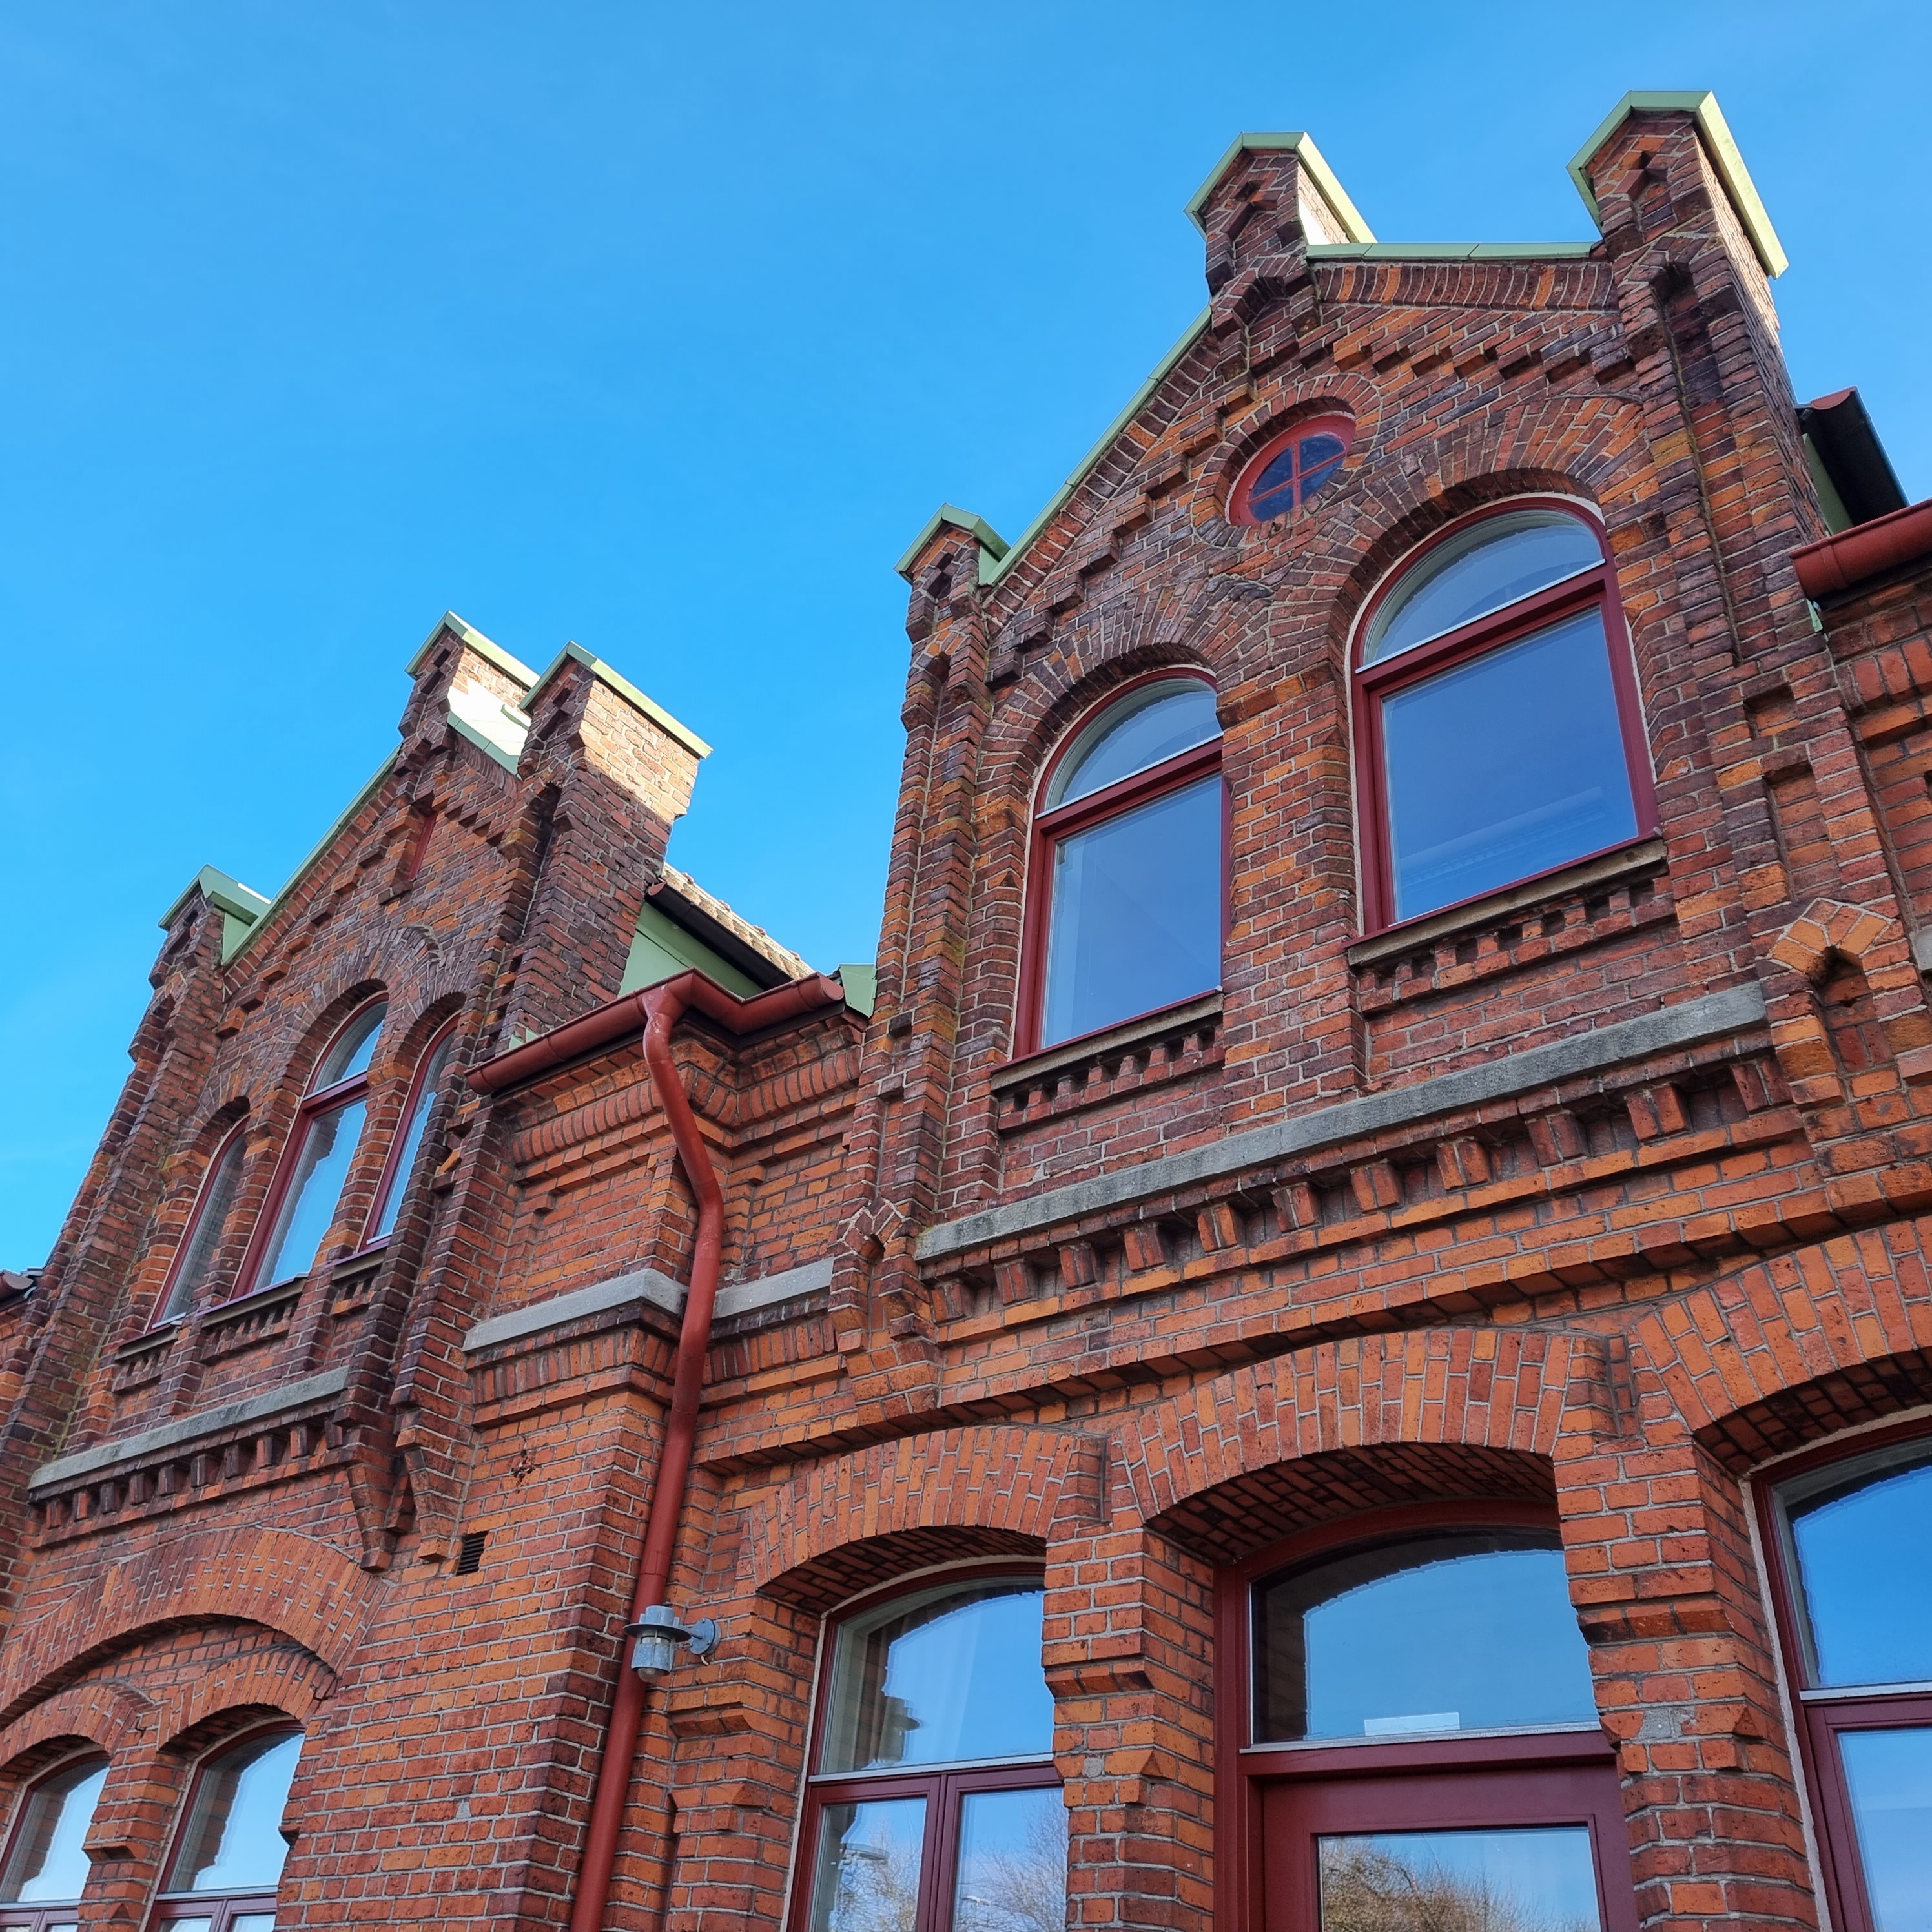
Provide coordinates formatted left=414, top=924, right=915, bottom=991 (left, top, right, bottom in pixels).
left=361, top=1021, right=457, bottom=1246
left=1016, top=726, right=1226, bottom=1058
left=0, top=1752, right=107, bottom=1930
left=1351, top=502, right=1658, bottom=937
left=1752, top=1417, right=1932, bottom=1932
left=149, top=1124, right=246, bottom=1331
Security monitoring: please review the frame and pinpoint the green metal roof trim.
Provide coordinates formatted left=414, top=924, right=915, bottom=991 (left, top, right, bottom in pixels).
left=836, top=962, right=878, bottom=1018
left=1184, top=132, right=1375, bottom=244
left=1568, top=90, right=1787, bottom=280
left=894, top=504, right=1011, bottom=584
left=158, top=866, right=272, bottom=963
left=619, top=900, right=762, bottom=1000
left=526, top=641, right=712, bottom=760
left=223, top=754, right=400, bottom=965
left=405, top=610, right=539, bottom=688
left=1308, top=242, right=1598, bottom=263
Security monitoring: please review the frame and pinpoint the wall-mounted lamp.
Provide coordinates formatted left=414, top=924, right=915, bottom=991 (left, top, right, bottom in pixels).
left=627, top=1603, right=721, bottom=1681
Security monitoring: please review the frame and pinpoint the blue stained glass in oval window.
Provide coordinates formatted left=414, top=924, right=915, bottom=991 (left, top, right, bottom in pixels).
left=1246, top=429, right=1350, bottom=522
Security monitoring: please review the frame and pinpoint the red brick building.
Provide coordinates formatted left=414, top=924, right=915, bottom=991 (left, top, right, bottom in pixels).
left=5, top=89, right=1932, bottom=1932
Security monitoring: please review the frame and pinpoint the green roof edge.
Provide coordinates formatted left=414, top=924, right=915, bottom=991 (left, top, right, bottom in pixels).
left=526, top=642, right=713, bottom=760
left=894, top=505, right=1012, bottom=583
left=223, top=754, right=401, bottom=966
left=158, top=865, right=272, bottom=934
left=1308, top=241, right=1598, bottom=262
left=1568, top=90, right=1787, bottom=280
left=406, top=610, right=540, bottom=688
left=1184, top=132, right=1375, bottom=243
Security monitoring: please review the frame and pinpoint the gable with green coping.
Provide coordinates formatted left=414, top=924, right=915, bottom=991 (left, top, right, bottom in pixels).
left=406, top=610, right=539, bottom=688
left=527, top=641, right=712, bottom=761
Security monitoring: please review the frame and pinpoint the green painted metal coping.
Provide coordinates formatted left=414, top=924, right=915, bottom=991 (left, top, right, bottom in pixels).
left=1308, top=242, right=1597, bottom=263
left=893, top=505, right=1011, bottom=583
left=526, top=641, right=713, bottom=761
left=836, top=962, right=878, bottom=1018
left=1183, top=132, right=1375, bottom=244
left=619, top=901, right=762, bottom=999
left=406, top=610, right=539, bottom=688
left=1568, top=90, right=1787, bottom=279
left=158, top=865, right=272, bottom=963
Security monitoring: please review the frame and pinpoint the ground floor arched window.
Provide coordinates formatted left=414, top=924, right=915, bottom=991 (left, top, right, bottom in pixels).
left=150, top=1729, right=301, bottom=1932
left=1220, top=1503, right=1638, bottom=1931
left=792, top=1570, right=1067, bottom=1932
left=0, top=1752, right=107, bottom=1932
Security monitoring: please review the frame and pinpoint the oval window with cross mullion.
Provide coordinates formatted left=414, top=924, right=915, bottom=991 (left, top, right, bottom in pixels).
left=1232, top=415, right=1353, bottom=525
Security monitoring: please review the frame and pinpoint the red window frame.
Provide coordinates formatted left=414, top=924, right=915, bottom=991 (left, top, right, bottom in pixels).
left=1230, top=413, right=1355, bottom=526
left=362, top=1020, right=457, bottom=1244
left=0, top=1751, right=109, bottom=1931
left=1754, top=1417, right=1932, bottom=1932
left=150, top=1124, right=248, bottom=1330
left=1215, top=1500, right=1638, bottom=1931
left=1014, top=672, right=1228, bottom=1058
left=230, top=999, right=387, bottom=1302
left=1351, top=498, right=1657, bottom=936
left=147, top=1724, right=299, bottom=1932
left=786, top=1566, right=1062, bottom=1932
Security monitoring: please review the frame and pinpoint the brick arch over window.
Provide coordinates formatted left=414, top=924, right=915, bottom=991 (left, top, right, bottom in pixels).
left=742, top=1425, right=1105, bottom=1610
left=0, top=1682, right=150, bottom=1782
left=1632, top=1228, right=1932, bottom=1470
left=1113, top=1330, right=1614, bottom=1565
left=0, top=1525, right=375, bottom=1727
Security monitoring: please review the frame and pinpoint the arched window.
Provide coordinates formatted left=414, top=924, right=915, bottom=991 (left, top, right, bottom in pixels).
left=154, top=1127, right=248, bottom=1326
left=365, top=1024, right=457, bottom=1243
left=1022, top=678, right=1224, bottom=1052
left=1225, top=1511, right=1638, bottom=1930
left=154, top=1730, right=300, bottom=1932
left=242, top=1002, right=387, bottom=1296
left=1763, top=1428, right=1932, bottom=1931
left=794, top=1573, right=1066, bottom=1932
left=0, top=1754, right=107, bottom=1930
left=1353, top=504, right=1654, bottom=930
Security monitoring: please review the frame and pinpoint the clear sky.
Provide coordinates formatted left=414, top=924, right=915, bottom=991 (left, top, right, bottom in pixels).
left=4, top=1, right=1928, bottom=1268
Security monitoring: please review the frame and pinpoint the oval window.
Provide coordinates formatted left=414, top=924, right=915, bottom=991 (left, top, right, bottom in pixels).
left=1232, top=415, right=1353, bottom=525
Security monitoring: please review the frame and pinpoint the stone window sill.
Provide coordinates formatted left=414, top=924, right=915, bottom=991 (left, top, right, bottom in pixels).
left=991, top=992, right=1224, bottom=1132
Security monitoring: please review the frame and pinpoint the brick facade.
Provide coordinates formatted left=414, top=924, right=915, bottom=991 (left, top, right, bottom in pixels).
left=5, top=94, right=1931, bottom=1931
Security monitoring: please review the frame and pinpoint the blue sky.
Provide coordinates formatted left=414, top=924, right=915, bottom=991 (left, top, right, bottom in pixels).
left=3, top=1, right=1928, bottom=1268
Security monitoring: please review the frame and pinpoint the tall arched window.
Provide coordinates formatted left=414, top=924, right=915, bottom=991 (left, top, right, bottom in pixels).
left=1353, top=503, right=1654, bottom=930
left=0, top=1754, right=107, bottom=1931
left=153, top=1729, right=300, bottom=1932
left=365, top=1024, right=457, bottom=1243
left=793, top=1573, right=1066, bottom=1932
left=1021, top=678, right=1224, bottom=1053
left=1763, top=1427, right=1932, bottom=1931
left=1224, top=1508, right=1638, bottom=1930
left=241, top=1002, right=387, bottom=1297
left=154, top=1127, right=248, bottom=1327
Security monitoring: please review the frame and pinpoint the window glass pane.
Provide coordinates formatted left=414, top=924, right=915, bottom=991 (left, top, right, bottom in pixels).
left=1254, top=1534, right=1596, bottom=1743
left=819, top=1581, right=1053, bottom=1774
left=311, top=1003, right=385, bottom=1093
left=160, top=1134, right=247, bottom=1322
left=1381, top=608, right=1638, bottom=921
left=0, top=1759, right=106, bottom=1902
left=1839, top=1726, right=1932, bottom=1932
left=230, top=1916, right=278, bottom=1932
left=1366, top=511, right=1603, bottom=664
left=252, top=1100, right=367, bottom=1289
left=805, top=1796, right=925, bottom=1932
left=370, top=1033, right=456, bottom=1240
left=951, top=1785, right=1067, bottom=1932
left=1783, top=1443, right=1932, bottom=1688
left=1041, top=775, right=1220, bottom=1047
left=167, top=1733, right=301, bottom=1894
left=1049, top=684, right=1219, bottom=807
left=1317, top=1825, right=1603, bottom=1931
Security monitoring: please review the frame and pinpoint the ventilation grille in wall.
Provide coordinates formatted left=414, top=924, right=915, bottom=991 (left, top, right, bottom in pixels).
left=453, top=1530, right=488, bottom=1576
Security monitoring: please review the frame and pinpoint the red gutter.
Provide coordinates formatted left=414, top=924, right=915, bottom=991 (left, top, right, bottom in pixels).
left=1793, top=495, right=1932, bottom=600
left=466, top=969, right=843, bottom=1932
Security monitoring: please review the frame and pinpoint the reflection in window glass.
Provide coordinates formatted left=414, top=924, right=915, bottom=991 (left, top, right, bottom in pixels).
left=1366, top=513, right=1603, bottom=664
left=312, top=1004, right=385, bottom=1091
left=1381, top=609, right=1638, bottom=921
left=370, top=1033, right=455, bottom=1240
left=230, top=1917, right=278, bottom=1932
left=1254, top=1534, right=1596, bottom=1743
left=252, top=1100, right=367, bottom=1289
left=819, top=1583, right=1053, bottom=1774
left=1785, top=1443, right=1932, bottom=1688
left=1317, top=1825, right=1603, bottom=1932
left=1246, top=431, right=1349, bottom=523
left=1049, top=684, right=1220, bottom=808
left=1042, top=776, right=1221, bottom=1047
left=160, top=1133, right=248, bottom=1323
left=803, top=1796, right=925, bottom=1932
left=1839, top=1727, right=1932, bottom=1932
left=0, top=1758, right=107, bottom=1902
left=951, top=1785, right=1068, bottom=1932
left=167, top=1732, right=301, bottom=1894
